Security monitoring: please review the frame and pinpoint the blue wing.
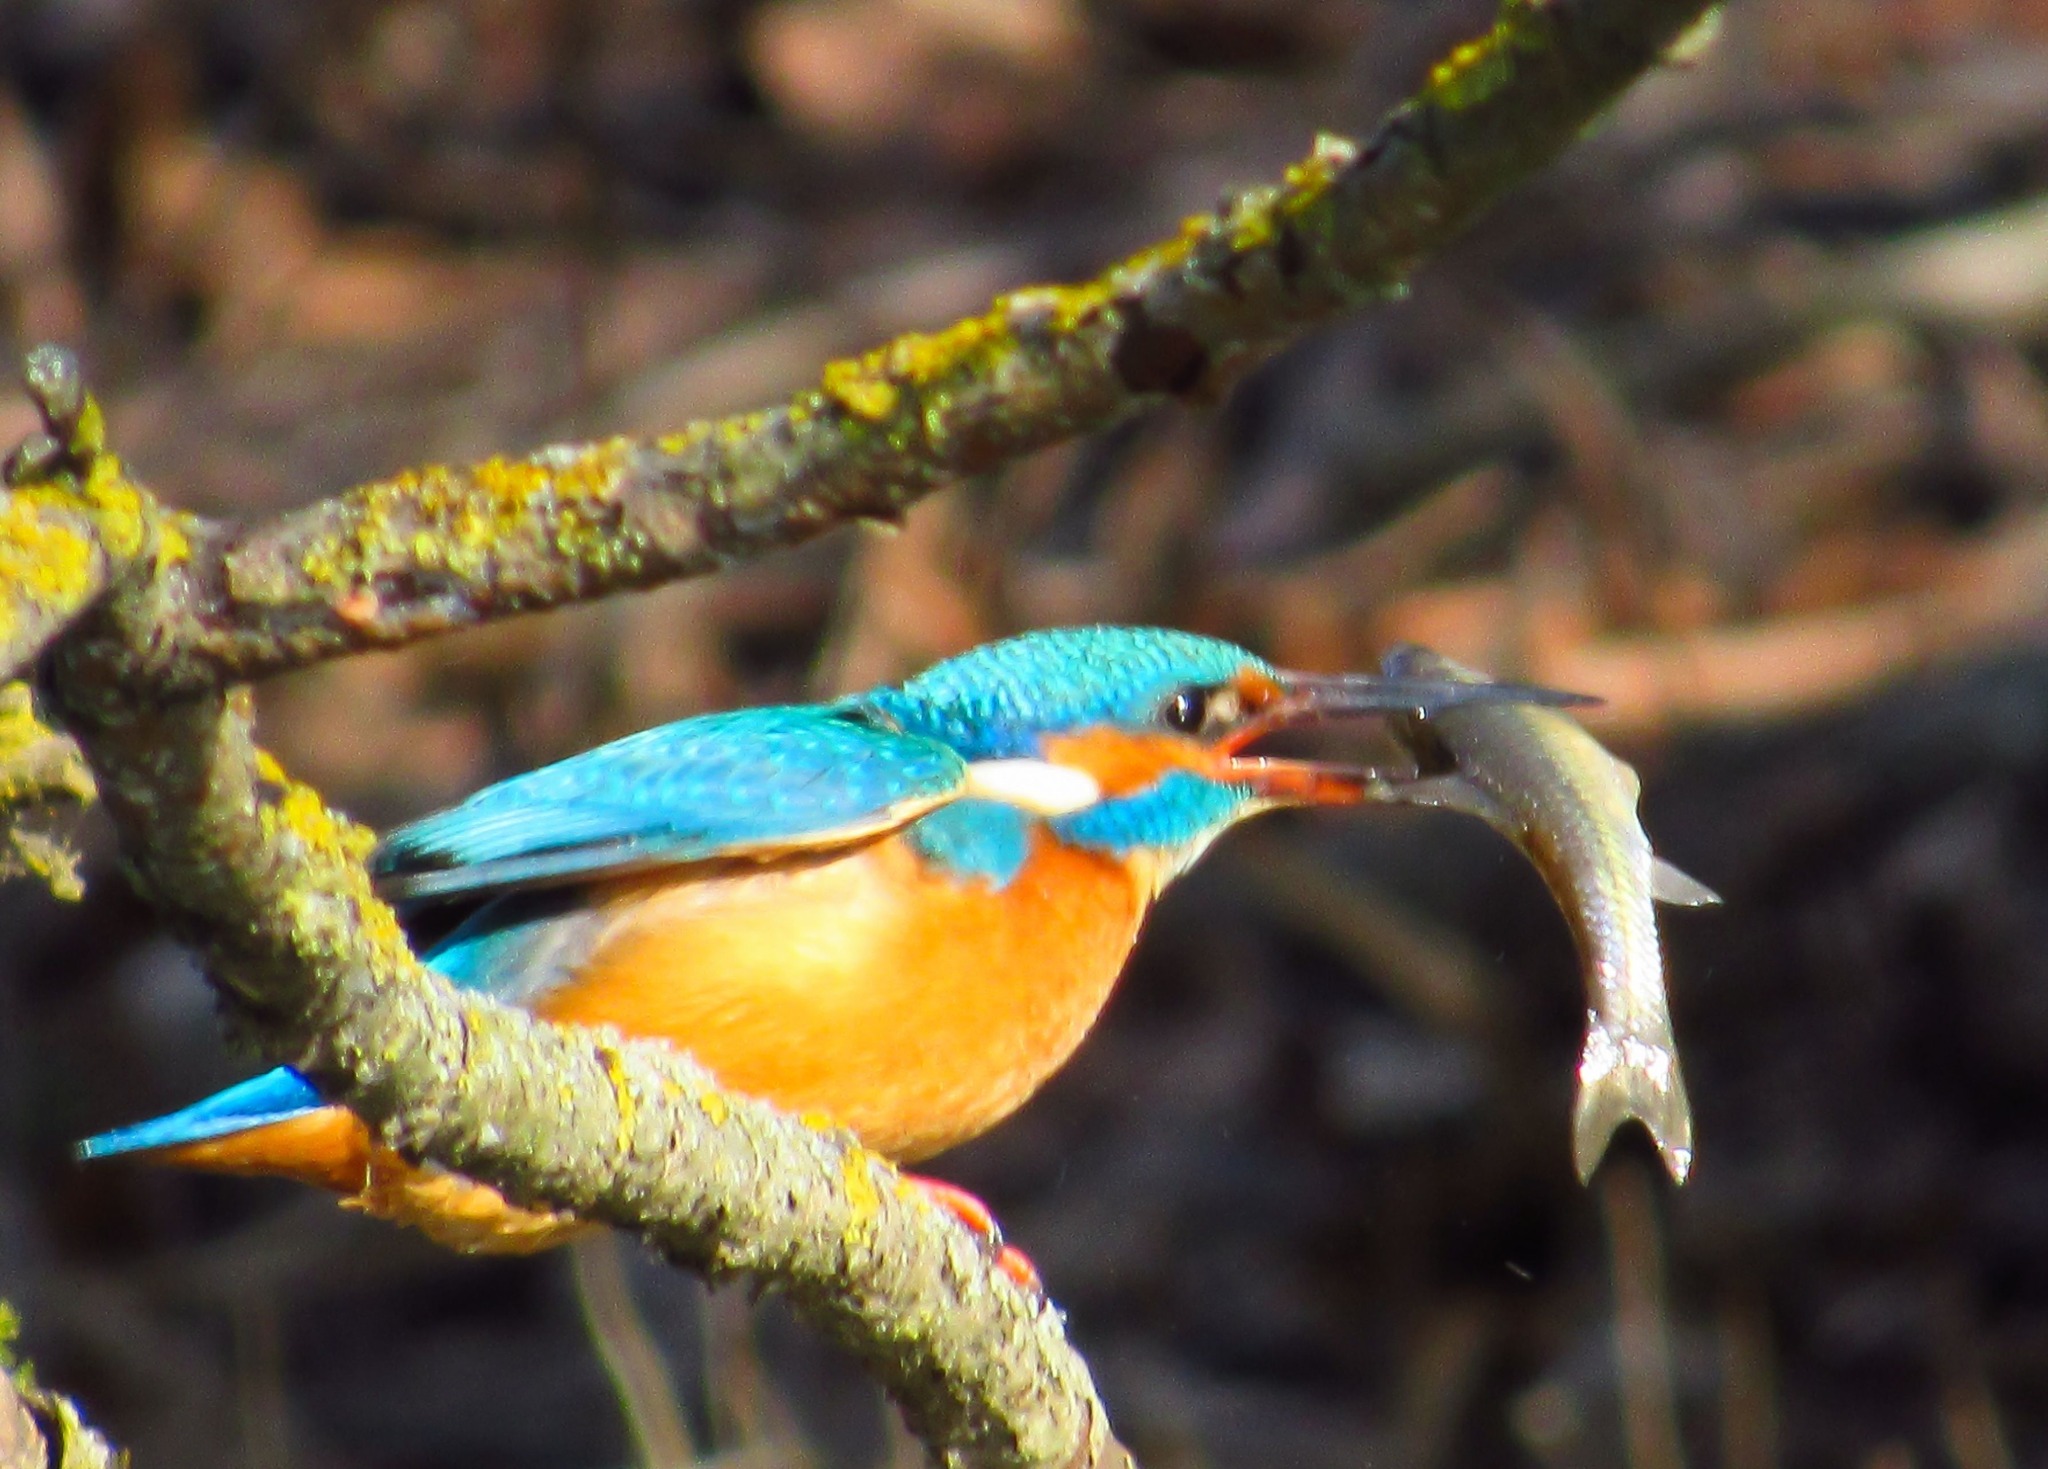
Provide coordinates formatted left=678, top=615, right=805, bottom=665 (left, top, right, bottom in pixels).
left=372, top=706, right=968, bottom=901
left=82, top=712, right=969, bottom=1161
left=77, top=1068, right=323, bottom=1159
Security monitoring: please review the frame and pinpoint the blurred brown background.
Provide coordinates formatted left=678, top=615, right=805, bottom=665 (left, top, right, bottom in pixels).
left=8, top=0, right=2048, bottom=1465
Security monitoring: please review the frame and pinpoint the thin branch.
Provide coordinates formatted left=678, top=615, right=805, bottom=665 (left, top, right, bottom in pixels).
left=95, top=0, right=1711, bottom=699
left=569, top=1233, right=701, bottom=1469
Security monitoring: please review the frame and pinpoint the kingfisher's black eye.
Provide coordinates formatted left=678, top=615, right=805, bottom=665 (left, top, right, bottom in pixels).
left=1161, top=686, right=1210, bottom=733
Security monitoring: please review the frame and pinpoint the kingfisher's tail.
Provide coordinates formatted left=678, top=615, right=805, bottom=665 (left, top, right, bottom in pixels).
left=78, top=1068, right=372, bottom=1194
left=79, top=1069, right=583, bottom=1250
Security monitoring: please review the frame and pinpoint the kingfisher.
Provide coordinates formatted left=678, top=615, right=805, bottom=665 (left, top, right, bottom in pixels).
left=81, top=626, right=1584, bottom=1276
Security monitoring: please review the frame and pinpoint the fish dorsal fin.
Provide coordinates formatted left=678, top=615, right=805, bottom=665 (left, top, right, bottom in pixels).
left=1651, top=856, right=1721, bottom=907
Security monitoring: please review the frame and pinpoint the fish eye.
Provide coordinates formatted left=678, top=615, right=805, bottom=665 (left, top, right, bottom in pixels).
left=1160, top=686, right=1209, bottom=734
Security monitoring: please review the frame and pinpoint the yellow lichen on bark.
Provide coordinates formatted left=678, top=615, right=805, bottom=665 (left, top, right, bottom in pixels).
left=76, top=450, right=149, bottom=561
left=602, top=1042, right=638, bottom=1155
left=1427, top=0, right=1549, bottom=111
left=0, top=493, right=97, bottom=647
left=284, top=440, right=638, bottom=598
left=255, top=747, right=379, bottom=869
left=818, top=309, right=1018, bottom=441
left=840, top=1148, right=885, bottom=1249
left=250, top=745, right=412, bottom=965
left=0, top=685, right=89, bottom=801
left=0, top=683, right=93, bottom=900
left=822, top=358, right=903, bottom=422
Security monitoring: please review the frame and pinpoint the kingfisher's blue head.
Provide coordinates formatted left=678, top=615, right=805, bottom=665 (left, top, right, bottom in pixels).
left=850, top=626, right=1581, bottom=880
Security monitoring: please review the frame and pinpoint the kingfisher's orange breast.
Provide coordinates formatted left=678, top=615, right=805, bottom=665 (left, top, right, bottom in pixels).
left=535, top=826, right=1153, bottom=1161
left=155, top=825, right=1155, bottom=1249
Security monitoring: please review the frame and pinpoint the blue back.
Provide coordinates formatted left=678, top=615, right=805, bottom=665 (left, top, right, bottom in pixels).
left=374, top=707, right=967, bottom=900
left=374, top=627, right=1271, bottom=904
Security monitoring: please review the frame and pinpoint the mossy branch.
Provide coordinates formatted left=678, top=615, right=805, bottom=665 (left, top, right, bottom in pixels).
left=40, top=0, right=1715, bottom=700
left=0, top=2, right=1716, bottom=1465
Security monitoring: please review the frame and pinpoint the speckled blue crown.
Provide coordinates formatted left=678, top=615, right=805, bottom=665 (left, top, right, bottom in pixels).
left=853, top=625, right=1262, bottom=758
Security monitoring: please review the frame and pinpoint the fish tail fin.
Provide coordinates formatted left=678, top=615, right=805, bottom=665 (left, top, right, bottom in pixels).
left=1572, top=1015, right=1694, bottom=1185
left=78, top=1069, right=372, bottom=1195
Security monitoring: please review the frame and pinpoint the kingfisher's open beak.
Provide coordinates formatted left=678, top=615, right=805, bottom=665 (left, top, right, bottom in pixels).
left=1216, top=664, right=1597, bottom=805
left=1218, top=667, right=1596, bottom=754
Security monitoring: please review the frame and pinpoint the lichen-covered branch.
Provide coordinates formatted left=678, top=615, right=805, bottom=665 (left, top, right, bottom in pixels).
left=103, top=0, right=1711, bottom=699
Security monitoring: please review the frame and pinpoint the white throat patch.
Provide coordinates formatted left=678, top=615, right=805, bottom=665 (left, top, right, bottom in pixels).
left=960, top=759, right=1104, bottom=816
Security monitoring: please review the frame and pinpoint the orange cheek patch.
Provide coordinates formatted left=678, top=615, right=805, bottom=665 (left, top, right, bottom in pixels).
left=1235, top=668, right=1283, bottom=707
left=1038, top=728, right=1221, bottom=795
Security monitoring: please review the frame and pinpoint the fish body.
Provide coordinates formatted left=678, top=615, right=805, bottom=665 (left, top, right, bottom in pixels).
left=1382, top=645, right=1717, bottom=1184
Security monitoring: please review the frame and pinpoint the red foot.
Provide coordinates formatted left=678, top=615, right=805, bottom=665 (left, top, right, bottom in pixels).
left=903, top=1174, right=1042, bottom=1294
left=993, top=1244, right=1042, bottom=1294
left=905, top=1176, right=1001, bottom=1238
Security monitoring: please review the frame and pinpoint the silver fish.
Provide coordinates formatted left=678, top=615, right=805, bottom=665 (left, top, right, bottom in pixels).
left=1381, top=645, right=1718, bottom=1184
